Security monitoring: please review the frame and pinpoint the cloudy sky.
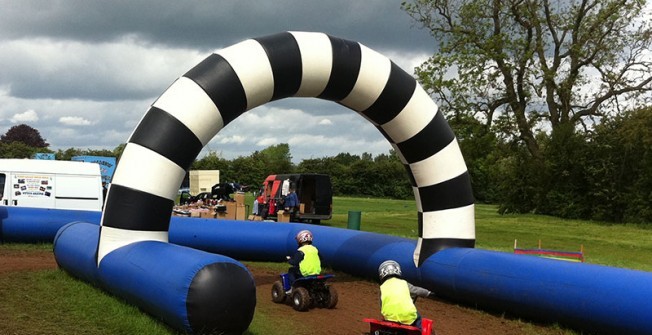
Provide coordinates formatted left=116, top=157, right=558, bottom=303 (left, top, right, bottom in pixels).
left=0, top=1, right=435, bottom=163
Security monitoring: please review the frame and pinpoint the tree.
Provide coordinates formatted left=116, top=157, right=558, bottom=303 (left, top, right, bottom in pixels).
left=402, top=0, right=652, bottom=161
left=0, top=141, right=42, bottom=158
left=1, top=124, right=49, bottom=148
left=587, top=106, right=652, bottom=223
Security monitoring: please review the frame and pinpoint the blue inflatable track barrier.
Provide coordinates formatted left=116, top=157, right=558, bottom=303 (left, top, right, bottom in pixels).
left=54, top=221, right=255, bottom=334
left=3, top=207, right=651, bottom=334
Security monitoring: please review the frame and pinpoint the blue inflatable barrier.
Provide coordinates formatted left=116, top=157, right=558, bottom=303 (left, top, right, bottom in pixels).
left=4, top=206, right=652, bottom=334
left=0, top=206, right=100, bottom=243
left=53, top=221, right=256, bottom=334
left=53, top=221, right=102, bottom=285
left=170, top=218, right=652, bottom=335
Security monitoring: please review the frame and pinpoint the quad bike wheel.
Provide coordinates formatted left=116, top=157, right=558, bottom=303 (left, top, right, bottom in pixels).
left=271, top=281, right=286, bottom=303
left=291, top=287, right=312, bottom=311
left=326, top=285, right=338, bottom=309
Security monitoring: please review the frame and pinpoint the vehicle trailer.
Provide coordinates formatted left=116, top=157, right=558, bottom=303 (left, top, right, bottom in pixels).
left=256, top=174, right=332, bottom=223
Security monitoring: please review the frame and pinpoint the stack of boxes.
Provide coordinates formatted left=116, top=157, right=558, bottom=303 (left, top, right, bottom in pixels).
left=173, top=192, right=246, bottom=221
left=218, top=193, right=246, bottom=220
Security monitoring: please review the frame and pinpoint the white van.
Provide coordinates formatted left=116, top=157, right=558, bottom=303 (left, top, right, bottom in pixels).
left=0, top=159, right=104, bottom=211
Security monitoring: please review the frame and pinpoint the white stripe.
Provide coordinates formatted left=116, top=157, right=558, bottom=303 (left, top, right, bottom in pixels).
left=340, top=44, right=391, bottom=111
left=421, top=204, right=476, bottom=239
left=413, top=185, right=422, bottom=212
left=381, top=86, right=438, bottom=143
left=290, top=31, right=332, bottom=97
left=409, top=140, right=468, bottom=187
left=217, top=39, right=274, bottom=110
left=97, top=226, right=168, bottom=264
left=111, top=143, right=186, bottom=200
left=153, top=77, right=223, bottom=146
left=413, top=238, right=423, bottom=267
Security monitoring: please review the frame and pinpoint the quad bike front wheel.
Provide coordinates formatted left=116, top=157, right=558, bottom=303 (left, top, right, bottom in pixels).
left=291, top=287, right=312, bottom=311
left=271, top=281, right=286, bottom=303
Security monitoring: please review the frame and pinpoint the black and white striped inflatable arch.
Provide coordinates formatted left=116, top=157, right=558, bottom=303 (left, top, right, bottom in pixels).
left=98, top=31, right=475, bottom=267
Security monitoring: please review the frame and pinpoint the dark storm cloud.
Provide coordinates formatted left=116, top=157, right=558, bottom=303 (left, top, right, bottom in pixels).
left=0, top=0, right=433, bottom=53
left=0, top=0, right=434, bottom=161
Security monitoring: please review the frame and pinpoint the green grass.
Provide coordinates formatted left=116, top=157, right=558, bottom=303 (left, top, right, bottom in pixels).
left=3, top=195, right=651, bottom=334
left=0, top=270, right=175, bottom=335
left=322, top=196, right=652, bottom=272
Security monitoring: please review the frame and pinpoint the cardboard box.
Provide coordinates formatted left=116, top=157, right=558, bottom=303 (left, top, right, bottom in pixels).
left=277, top=210, right=290, bottom=222
left=235, top=204, right=246, bottom=220
left=299, top=203, right=305, bottom=214
left=222, top=201, right=237, bottom=220
left=234, top=192, right=245, bottom=205
left=200, top=211, right=215, bottom=219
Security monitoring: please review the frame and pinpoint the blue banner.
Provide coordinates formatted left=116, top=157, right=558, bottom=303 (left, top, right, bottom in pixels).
left=71, top=156, right=117, bottom=184
left=32, top=153, right=55, bottom=160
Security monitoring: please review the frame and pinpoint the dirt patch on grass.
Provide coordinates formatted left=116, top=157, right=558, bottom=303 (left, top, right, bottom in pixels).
left=0, top=248, right=568, bottom=335
left=246, top=264, right=566, bottom=335
left=0, top=248, right=58, bottom=275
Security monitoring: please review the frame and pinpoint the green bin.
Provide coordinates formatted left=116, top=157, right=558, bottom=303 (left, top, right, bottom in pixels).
left=347, top=211, right=361, bottom=230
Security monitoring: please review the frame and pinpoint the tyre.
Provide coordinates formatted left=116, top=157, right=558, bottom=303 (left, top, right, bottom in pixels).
left=291, top=287, right=311, bottom=311
left=271, top=281, right=286, bottom=303
left=326, top=285, right=338, bottom=309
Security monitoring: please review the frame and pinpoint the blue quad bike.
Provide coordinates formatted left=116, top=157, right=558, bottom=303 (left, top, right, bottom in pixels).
left=271, top=273, right=338, bottom=311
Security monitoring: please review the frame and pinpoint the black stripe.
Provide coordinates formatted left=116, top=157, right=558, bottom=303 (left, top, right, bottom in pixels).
left=184, top=54, right=247, bottom=126
left=417, top=172, right=475, bottom=212
left=395, top=111, right=455, bottom=164
left=55, top=196, right=99, bottom=200
left=360, top=62, right=416, bottom=124
left=403, top=163, right=417, bottom=187
left=187, top=262, right=256, bottom=334
left=102, top=184, right=173, bottom=232
left=254, top=32, right=302, bottom=101
left=318, top=36, right=361, bottom=101
left=128, top=107, right=203, bottom=171
left=417, top=238, right=476, bottom=266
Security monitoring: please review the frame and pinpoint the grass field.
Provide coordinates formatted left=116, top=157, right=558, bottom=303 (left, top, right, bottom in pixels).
left=324, top=196, right=652, bottom=272
left=2, top=195, right=651, bottom=334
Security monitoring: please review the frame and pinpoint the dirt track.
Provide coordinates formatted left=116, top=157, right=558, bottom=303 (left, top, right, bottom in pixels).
left=0, top=248, right=567, bottom=335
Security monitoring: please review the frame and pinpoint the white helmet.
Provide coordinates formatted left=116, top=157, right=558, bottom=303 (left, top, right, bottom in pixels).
left=378, top=260, right=402, bottom=281
left=295, top=230, right=313, bottom=244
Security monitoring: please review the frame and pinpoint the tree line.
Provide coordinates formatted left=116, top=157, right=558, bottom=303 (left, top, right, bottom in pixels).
left=1, top=106, right=650, bottom=225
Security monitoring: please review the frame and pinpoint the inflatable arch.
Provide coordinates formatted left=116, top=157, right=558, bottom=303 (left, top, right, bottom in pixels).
left=20, top=31, right=651, bottom=334
left=99, top=31, right=475, bottom=266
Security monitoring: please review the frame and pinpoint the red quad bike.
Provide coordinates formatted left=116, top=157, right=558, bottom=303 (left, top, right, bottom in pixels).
left=363, top=317, right=435, bottom=335
left=271, top=273, right=338, bottom=311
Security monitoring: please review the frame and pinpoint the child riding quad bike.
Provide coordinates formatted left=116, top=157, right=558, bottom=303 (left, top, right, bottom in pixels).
left=271, top=272, right=338, bottom=311
left=363, top=260, right=436, bottom=334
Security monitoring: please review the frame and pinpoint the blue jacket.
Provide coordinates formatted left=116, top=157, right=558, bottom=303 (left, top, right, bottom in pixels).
left=285, top=191, right=299, bottom=208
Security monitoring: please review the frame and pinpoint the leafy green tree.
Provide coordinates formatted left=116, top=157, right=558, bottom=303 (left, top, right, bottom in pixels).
left=257, top=143, right=294, bottom=175
left=402, top=0, right=652, bottom=161
left=587, top=107, right=652, bottom=223
left=112, top=143, right=126, bottom=162
left=0, top=141, right=42, bottom=158
left=1, top=124, right=49, bottom=148
left=55, top=148, right=118, bottom=161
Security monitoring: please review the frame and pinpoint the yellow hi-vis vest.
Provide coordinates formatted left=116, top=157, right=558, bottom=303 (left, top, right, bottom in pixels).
left=298, top=244, right=321, bottom=276
left=380, top=277, right=418, bottom=325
